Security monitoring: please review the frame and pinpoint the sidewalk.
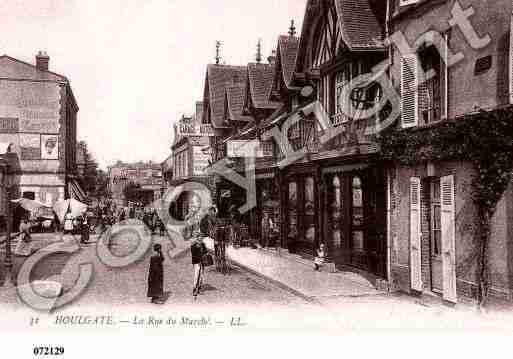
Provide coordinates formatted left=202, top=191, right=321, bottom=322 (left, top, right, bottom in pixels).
left=203, top=238, right=384, bottom=302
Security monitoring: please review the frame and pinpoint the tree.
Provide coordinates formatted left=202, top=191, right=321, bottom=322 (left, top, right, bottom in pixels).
left=78, top=141, right=110, bottom=200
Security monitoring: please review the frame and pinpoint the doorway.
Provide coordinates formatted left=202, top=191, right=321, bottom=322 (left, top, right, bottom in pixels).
left=429, top=178, right=443, bottom=294
left=286, top=175, right=317, bottom=257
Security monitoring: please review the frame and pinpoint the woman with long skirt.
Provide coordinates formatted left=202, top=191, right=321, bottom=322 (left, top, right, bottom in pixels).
left=147, top=243, right=165, bottom=304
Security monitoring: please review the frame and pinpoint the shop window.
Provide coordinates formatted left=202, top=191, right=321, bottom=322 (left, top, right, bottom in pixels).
left=333, top=175, right=341, bottom=210
left=332, top=175, right=342, bottom=248
left=352, top=176, right=364, bottom=252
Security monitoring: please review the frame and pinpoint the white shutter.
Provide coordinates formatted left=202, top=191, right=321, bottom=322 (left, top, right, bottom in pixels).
left=401, top=56, right=419, bottom=128
left=509, top=12, right=513, bottom=104
left=441, top=175, right=457, bottom=303
left=410, top=177, right=422, bottom=292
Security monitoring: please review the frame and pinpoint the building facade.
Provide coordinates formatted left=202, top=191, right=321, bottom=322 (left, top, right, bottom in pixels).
left=169, top=102, right=214, bottom=219
left=192, top=0, right=513, bottom=304
left=108, top=161, right=164, bottom=206
left=386, top=0, right=513, bottom=303
left=0, top=52, right=80, bottom=212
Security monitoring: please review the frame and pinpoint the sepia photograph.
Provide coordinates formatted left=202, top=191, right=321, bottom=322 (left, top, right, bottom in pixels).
left=0, top=0, right=513, bottom=357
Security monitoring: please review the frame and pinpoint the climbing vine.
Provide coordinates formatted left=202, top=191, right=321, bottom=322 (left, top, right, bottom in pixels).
left=378, top=107, right=513, bottom=305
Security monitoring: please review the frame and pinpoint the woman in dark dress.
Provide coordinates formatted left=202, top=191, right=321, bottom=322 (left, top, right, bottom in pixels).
left=147, top=243, right=165, bottom=304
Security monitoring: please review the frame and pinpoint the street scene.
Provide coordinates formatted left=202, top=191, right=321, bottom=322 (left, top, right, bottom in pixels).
left=1, top=0, right=513, bottom=334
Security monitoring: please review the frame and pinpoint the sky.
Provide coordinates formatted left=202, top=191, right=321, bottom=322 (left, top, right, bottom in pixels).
left=0, top=0, right=306, bottom=169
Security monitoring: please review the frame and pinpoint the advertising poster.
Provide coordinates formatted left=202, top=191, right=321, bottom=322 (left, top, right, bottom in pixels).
left=19, top=133, right=41, bottom=160
left=41, top=134, right=59, bottom=159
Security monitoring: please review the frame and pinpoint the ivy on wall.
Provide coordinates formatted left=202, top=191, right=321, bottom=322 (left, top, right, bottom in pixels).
left=378, top=107, right=513, bottom=305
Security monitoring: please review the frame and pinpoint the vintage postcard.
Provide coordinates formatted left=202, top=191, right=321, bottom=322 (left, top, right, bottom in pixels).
left=1, top=0, right=513, bottom=357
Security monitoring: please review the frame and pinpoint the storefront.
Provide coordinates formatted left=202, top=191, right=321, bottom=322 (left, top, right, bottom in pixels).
left=320, top=161, right=387, bottom=278
left=281, top=162, right=320, bottom=257
left=252, top=170, right=281, bottom=246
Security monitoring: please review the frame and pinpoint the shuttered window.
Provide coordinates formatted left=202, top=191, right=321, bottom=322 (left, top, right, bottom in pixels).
left=410, top=177, right=422, bottom=291
left=440, top=175, right=457, bottom=303
left=401, top=56, right=419, bottom=128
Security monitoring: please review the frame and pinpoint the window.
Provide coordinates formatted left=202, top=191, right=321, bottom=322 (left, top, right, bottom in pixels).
left=332, top=175, right=342, bottom=248
left=419, top=45, right=442, bottom=124
left=352, top=176, right=364, bottom=252
left=430, top=179, right=442, bottom=257
left=333, top=64, right=351, bottom=124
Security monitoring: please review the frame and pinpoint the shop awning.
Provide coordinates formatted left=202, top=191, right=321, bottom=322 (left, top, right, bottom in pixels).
left=68, top=179, right=88, bottom=203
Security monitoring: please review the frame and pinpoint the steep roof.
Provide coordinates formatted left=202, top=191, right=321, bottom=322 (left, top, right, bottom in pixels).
left=246, top=63, right=282, bottom=110
left=277, top=35, right=299, bottom=88
left=204, top=64, right=247, bottom=128
left=295, top=0, right=385, bottom=73
left=226, top=84, right=253, bottom=123
left=335, top=0, right=384, bottom=50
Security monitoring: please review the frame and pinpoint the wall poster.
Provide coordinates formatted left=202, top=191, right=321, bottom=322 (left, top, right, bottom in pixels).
left=41, top=134, right=59, bottom=160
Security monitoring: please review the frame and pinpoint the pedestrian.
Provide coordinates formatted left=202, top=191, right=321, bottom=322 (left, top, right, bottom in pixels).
left=80, top=215, right=90, bottom=244
left=229, top=205, right=241, bottom=247
left=314, top=243, right=327, bottom=271
left=261, top=211, right=277, bottom=249
left=147, top=243, right=165, bottom=304
left=191, top=235, right=208, bottom=299
left=14, top=218, right=34, bottom=257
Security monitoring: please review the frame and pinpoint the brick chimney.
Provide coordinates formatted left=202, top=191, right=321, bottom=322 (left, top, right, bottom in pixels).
left=36, top=51, right=50, bottom=71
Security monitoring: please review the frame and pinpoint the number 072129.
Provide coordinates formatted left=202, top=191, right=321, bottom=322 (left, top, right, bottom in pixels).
left=33, top=347, right=65, bottom=356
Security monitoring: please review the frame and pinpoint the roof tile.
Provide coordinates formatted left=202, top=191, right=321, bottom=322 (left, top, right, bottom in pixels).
left=206, top=64, right=247, bottom=128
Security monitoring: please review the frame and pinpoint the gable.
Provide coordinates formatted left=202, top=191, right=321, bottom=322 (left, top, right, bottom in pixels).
left=295, top=0, right=385, bottom=73
left=310, top=2, right=343, bottom=69
left=0, top=56, right=66, bottom=82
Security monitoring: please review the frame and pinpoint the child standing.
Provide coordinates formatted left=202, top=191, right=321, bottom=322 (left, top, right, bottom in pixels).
left=314, top=243, right=327, bottom=271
